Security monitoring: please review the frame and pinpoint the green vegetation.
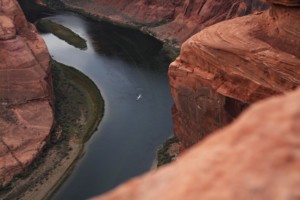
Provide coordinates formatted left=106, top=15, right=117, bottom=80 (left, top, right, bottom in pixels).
left=52, top=60, right=104, bottom=142
left=160, top=44, right=180, bottom=62
left=0, top=183, right=13, bottom=196
left=157, top=136, right=179, bottom=167
left=36, top=19, right=87, bottom=50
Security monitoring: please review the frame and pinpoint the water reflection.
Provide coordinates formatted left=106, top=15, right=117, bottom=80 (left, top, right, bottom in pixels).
left=18, top=2, right=173, bottom=200
left=86, top=20, right=163, bottom=63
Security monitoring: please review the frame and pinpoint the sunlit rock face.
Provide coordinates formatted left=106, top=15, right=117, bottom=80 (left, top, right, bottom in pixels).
left=61, top=0, right=269, bottom=44
left=0, top=0, right=54, bottom=186
left=90, top=2, right=300, bottom=200
left=169, top=1, right=300, bottom=148
left=93, top=87, right=300, bottom=200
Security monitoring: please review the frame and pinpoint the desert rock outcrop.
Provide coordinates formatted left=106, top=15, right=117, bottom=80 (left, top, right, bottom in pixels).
left=94, top=87, right=300, bottom=200
left=91, top=1, right=300, bottom=199
left=0, top=0, right=54, bottom=187
left=169, top=1, right=300, bottom=148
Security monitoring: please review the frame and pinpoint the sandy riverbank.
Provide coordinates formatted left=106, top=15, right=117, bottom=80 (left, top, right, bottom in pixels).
left=0, top=61, right=104, bottom=200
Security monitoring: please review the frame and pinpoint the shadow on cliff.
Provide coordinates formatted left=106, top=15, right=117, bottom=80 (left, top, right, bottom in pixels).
left=17, top=0, right=55, bottom=23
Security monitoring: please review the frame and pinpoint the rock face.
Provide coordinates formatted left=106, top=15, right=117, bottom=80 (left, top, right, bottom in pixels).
left=94, top=87, right=300, bottom=200
left=89, top=1, right=300, bottom=199
left=270, top=0, right=300, bottom=6
left=169, top=2, right=300, bottom=148
left=61, top=0, right=269, bottom=45
left=0, top=0, right=54, bottom=187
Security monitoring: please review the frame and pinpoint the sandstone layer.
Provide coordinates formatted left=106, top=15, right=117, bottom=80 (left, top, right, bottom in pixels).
left=90, top=1, right=300, bottom=199
left=0, top=0, right=54, bottom=187
left=94, top=87, right=300, bottom=200
left=169, top=3, right=300, bottom=148
left=60, top=0, right=269, bottom=45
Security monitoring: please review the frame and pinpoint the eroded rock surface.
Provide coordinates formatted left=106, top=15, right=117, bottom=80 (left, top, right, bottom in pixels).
left=60, top=0, right=269, bottom=45
left=0, top=0, right=54, bottom=186
left=169, top=3, right=300, bottom=148
left=94, top=86, right=300, bottom=200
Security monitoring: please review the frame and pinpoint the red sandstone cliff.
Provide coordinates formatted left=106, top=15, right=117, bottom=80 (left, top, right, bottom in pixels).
left=94, top=87, right=300, bottom=200
left=0, top=0, right=54, bottom=187
left=92, top=1, right=300, bottom=199
left=61, top=0, right=269, bottom=45
left=169, top=1, right=300, bottom=148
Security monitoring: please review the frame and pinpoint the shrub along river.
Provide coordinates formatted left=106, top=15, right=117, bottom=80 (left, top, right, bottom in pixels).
left=19, top=1, right=174, bottom=199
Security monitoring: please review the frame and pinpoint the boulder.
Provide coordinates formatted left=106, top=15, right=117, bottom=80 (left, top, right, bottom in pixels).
left=93, top=86, right=300, bottom=200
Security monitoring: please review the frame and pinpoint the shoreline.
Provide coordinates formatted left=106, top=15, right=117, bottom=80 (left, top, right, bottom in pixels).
left=1, top=1, right=177, bottom=198
left=46, top=0, right=181, bottom=169
left=42, top=0, right=180, bottom=60
left=0, top=61, right=104, bottom=200
left=36, top=19, right=87, bottom=50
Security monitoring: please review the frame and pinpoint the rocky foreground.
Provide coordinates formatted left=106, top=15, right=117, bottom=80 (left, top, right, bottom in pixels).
left=1, top=0, right=300, bottom=198
left=94, top=87, right=300, bottom=200
left=0, top=0, right=54, bottom=187
left=93, top=0, right=300, bottom=199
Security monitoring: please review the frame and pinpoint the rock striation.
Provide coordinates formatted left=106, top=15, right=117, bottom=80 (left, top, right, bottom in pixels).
left=0, top=0, right=54, bottom=187
left=270, top=0, right=300, bottom=6
left=94, top=87, right=300, bottom=200
left=60, top=0, right=269, bottom=45
left=169, top=1, right=300, bottom=148
left=90, top=1, right=300, bottom=199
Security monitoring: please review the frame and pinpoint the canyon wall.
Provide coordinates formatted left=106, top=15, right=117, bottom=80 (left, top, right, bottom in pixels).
left=0, top=0, right=54, bottom=187
left=55, top=0, right=279, bottom=148
left=60, top=0, right=269, bottom=45
left=93, top=1, right=300, bottom=199
left=3, top=0, right=297, bottom=197
left=94, top=87, right=300, bottom=200
left=169, top=1, right=300, bottom=148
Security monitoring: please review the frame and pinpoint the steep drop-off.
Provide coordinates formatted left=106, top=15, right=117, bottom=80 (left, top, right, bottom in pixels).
left=92, top=1, right=300, bottom=199
left=169, top=1, right=300, bottom=148
left=58, top=0, right=269, bottom=45
left=2, top=0, right=299, bottom=198
left=94, top=87, right=300, bottom=200
left=0, top=0, right=54, bottom=187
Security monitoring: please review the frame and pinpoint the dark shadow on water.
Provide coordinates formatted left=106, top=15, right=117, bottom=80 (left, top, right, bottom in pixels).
left=18, top=1, right=174, bottom=200
left=17, top=0, right=55, bottom=23
left=85, top=19, right=164, bottom=65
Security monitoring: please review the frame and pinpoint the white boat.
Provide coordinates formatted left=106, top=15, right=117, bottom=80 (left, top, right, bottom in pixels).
left=136, top=94, right=142, bottom=100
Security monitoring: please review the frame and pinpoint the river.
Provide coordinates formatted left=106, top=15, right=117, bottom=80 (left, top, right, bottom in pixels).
left=18, top=1, right=174, bottom=200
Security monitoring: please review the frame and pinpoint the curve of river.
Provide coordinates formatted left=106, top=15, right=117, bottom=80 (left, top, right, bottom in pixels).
left=19, top=2, right=174, bottom=200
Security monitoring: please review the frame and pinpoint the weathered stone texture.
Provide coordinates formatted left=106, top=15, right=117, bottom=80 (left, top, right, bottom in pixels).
left=94, top=87, right=300, bottom=200
left=61, top=0, right=269, bottom=44
left=169, top=3, right=300, bottom=148
left=0, top=0, right=54, bottom=186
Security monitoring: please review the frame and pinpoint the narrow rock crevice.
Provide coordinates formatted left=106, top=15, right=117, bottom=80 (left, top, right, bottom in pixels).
left=0, top=139, right=24, bottom=170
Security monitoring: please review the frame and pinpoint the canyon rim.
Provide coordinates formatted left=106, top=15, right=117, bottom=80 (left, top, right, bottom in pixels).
left=1, top=0, right=300, bottom=199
